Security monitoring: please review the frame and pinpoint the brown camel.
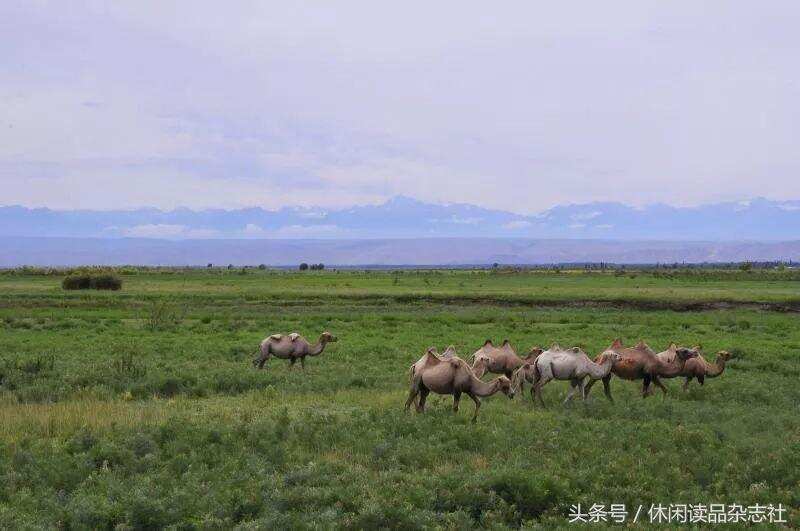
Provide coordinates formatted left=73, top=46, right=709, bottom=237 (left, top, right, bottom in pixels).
left=252, top=331, right=337, bottom=370
left=657, top=346, right=732, bottom=391
left=584, top=339, right=698, bottom=401
left=405, top=347, right=514, bottom=422
left=471, top=339, right=543, bottom=378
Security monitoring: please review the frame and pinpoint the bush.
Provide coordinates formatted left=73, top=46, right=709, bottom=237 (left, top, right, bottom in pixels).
left=299, top=263, right=309, bottom=271
left=62, top=274, right=122, bottom=291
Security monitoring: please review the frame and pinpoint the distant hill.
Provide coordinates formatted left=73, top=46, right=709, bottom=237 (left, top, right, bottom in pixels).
left=1, top=196, right=799, bottom=240
left=2, top=237, right=798, bottom=267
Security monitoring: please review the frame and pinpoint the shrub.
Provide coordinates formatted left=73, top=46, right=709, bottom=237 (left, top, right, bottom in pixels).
left=62, top=274, right=122, bottom=291
left=299, top=263, right=309, bottom=271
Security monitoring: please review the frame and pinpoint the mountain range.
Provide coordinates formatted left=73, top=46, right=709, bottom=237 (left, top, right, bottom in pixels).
left=2, top=196, right=799, bottom=241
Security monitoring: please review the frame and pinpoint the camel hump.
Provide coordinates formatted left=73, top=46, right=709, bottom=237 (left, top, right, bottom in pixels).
left=502, top=339, right=511, bottom=346
left=610, top=338, right=623, bottom=349
left=550, top=342, right=561, bottom=351
left=483, top=339, right=493, bottom=347
left=426, top=346, right=438, bottom=355
left=442, top=345, right=457, bottom=359
left=668, top=342, right=677, bottom=351
left=268, top=333, right=283, bottom=341
left=289, top=332, right=300, bottom=342
left=635, top=339, right=647, bottom=349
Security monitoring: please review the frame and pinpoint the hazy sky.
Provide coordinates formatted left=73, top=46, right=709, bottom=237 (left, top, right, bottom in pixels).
left=2, top=1, right=799, bottom=213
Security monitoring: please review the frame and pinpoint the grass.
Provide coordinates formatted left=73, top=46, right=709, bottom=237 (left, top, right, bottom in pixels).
left=0, top=270, right=798, bottom=528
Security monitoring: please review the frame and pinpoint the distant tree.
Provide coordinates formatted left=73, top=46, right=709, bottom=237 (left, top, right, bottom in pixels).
left=317, top=263, right=325, bottom=270
left=207, top=263, right=213, bottom=269
left=740, top=261, right=753, bottom=272
left=492, top=262, right=499, bottom=269
left=258, top=264, right=267, bottom=270
left=227, top=264, right=234, bottom=270
left=299, top=263, right=309, bottom=271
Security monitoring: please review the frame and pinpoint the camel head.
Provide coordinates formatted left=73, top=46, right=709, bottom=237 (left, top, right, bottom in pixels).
left=523, top=347, right=543, bottom=362
left=716, top=350, right=732, bottom=362
left=496, top=375, right=515, bottom=399
left=320, top=331, right=338, bottom=344
left=597, top=350, right=622, bottom=365
left=675, top=346, right=699, bottom=361
left=472, top=353, right=489, bottom=378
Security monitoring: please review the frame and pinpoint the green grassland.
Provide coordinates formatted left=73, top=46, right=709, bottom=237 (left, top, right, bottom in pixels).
left=1, top=270, right=799, bottom=528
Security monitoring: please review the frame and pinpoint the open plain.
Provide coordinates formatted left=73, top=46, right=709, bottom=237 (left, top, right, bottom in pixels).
left=1, top=268, right=798, bottom=528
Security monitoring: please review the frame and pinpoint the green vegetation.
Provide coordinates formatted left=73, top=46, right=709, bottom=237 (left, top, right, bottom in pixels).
left=61, top=273, right=123, bottom=291
left=0, top=270, right=798, bottom=528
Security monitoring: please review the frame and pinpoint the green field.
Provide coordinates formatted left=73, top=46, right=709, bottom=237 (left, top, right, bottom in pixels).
left=1, top=270, right=798, bottom=528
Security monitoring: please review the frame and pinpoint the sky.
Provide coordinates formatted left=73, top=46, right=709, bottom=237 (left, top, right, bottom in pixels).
left=2, top=1, right=799, bottom=214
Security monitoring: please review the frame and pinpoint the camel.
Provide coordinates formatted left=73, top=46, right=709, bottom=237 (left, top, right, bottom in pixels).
left=471, top=339, right=543, bottom=378
left=405, top=347, right=514, bottom=422
left=583, top=339, right=698, bottom=401
left=511, top=344, right=621, bottom=406
left=252, top=331, right=337, bottom=370
left=656, top=346, right=732, bottom=391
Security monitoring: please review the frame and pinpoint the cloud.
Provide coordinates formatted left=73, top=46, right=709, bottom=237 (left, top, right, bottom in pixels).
left=429, top=216, right=483, bottom=225
left=3, top=2, right=800, bottom=212
left=502, top=220, right=533, bottom=230
left=241, top=224, right=345, bottom=238
left=571, top=211, right=603, bottom=221
left=121, top=224, right=220, bottom=239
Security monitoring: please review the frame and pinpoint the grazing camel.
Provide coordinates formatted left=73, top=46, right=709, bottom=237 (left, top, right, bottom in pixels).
left=657, top=346, right=732, bottom=390
left=471, top=339, right=544, bottom=378
left=584, top=339, right=698, bottom=401
left=511, top=344, right=620, bottom=406
left=252, top=331, right=337, bottom=370
left=405, top=347, right=515, bottom=422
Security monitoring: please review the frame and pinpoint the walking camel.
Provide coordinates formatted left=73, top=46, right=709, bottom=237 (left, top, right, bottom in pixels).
left=583, top=339, right=698, bottom=401
left=656, top=345, right=731, bottom=391
left=511, top=344, right=620, bottom=406
left=471, top=339, right=544, bottom=378
left=405, top=347, right=515, bottom=422
left=252, top=331, right=338, bottom=370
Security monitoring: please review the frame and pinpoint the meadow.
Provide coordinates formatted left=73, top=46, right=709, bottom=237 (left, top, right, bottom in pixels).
left=0, top=269, right=798, bottom=528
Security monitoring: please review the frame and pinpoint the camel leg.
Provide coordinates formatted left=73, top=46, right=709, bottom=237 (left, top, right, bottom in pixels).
left=467, top=392, right=481, bottom=422
left=453, top=391, right=461, bottom=413
left=652, top=375, right=668, bottom=398
left=579, top=379, right=587, bottom=401
left=682, top=376, right=692, bottom=391
left=564, top=379, right=580, bottom=404
left=300, top=356, right=306, bottom=370
left=255, top=350, right=270, bottom=370
left=601, top=375, right=613, bottom=403
left=417, top=388, right=430, bottom=413
left=641, top=375, right=652, bottom=398
left=534, top=377, right=551, bottom=408
left=697, top=375, right=705, bottom=386
left=289, top=357, right=297, bottom=370
left=404, top=382, right=420, bottom=412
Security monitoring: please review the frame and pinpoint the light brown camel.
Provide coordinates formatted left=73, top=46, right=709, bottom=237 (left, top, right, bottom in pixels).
left=405, top=347, right=514, bottom=422
left=583, top=339, right=698, bottom=401
left=252, top=331, right=337, bottom=370
left=657, top=346, right=732, bottom=391
left=471, top=339, right=543, bottom=378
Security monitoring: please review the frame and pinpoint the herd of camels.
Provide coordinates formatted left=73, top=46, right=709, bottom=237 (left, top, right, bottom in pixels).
left=252, top=332, right=731, bottom=422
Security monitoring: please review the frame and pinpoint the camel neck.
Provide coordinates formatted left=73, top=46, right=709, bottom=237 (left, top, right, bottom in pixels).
left=308, top=338, right=326, bottom=356
left=706, top=357, right=727, bottom=377
left=472, top=377, right=499, bottom=397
